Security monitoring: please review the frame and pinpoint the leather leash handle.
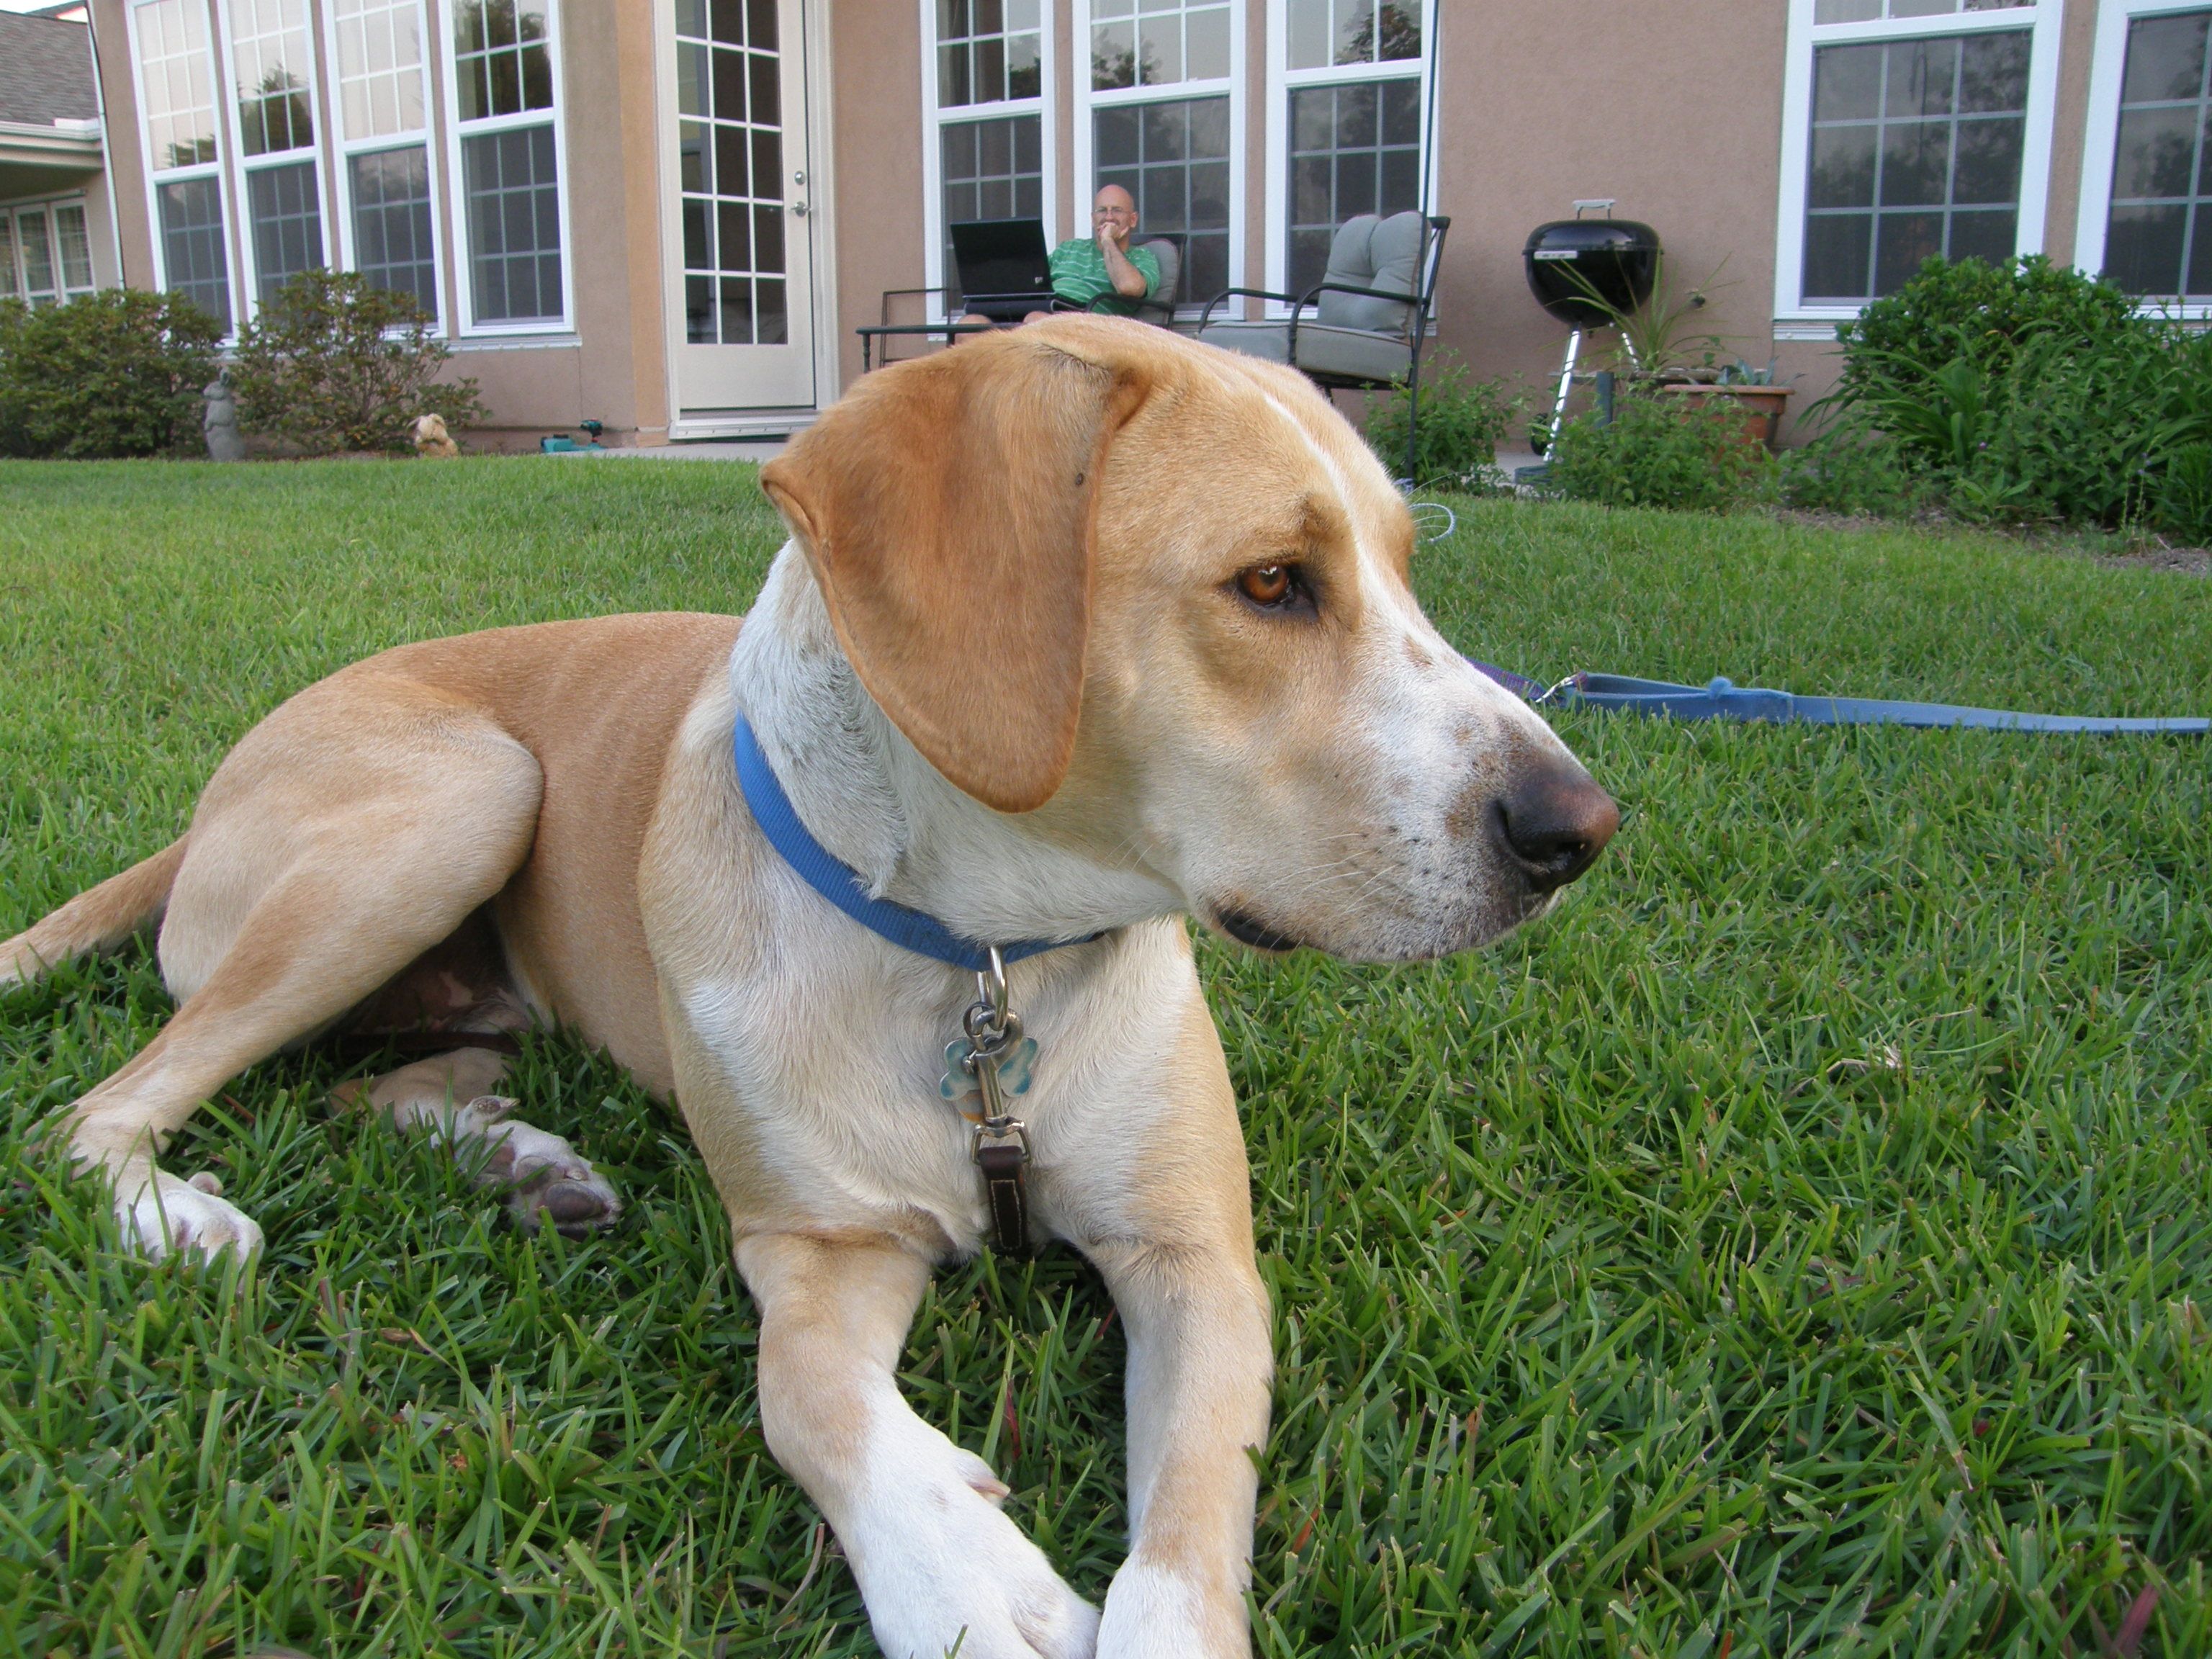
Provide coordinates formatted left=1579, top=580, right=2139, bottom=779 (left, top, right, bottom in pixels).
left=976, top=1141, right=1030, bottom=1254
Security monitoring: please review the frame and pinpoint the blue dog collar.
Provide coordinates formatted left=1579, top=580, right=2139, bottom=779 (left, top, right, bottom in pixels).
left=732, top=714, right=1097, bottom=973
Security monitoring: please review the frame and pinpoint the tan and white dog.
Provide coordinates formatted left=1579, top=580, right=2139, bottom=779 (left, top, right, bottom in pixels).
left=3, top=317, right=1615, bottom=1659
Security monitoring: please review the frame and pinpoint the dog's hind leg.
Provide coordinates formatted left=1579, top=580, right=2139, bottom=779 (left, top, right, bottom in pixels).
left=333, top=1048, right=622, bottom=1237
left=0, top=837, right=189, bottom=990
left=61, top=683, right=544, bottom=1262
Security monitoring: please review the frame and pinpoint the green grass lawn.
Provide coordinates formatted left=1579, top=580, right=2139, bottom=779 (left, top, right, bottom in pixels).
left=3, top=458, right=2209, bottom=1659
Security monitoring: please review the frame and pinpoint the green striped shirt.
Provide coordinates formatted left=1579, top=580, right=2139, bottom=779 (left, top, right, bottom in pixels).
left=1048, top=237, right=1160, bottom=315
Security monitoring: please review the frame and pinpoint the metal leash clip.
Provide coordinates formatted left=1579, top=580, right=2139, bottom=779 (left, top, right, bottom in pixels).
left=953, top=946, right=1033, bottom=1166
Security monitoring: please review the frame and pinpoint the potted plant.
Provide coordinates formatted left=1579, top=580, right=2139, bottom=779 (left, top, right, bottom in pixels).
left=1559, top=255, right=1792, bottom=450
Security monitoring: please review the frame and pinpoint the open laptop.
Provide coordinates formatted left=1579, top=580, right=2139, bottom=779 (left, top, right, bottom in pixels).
left=950, top=218, right=1055, bottom=321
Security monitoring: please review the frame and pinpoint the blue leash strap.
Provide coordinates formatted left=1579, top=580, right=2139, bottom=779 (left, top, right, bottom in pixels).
left=732, top=714, right=1094, bottom=971
left=1544, top=673, right=2208, bottom=734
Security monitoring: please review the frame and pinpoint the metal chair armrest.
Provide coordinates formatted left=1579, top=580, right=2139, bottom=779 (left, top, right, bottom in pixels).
left=1196, top=286, right=1300, bottom=331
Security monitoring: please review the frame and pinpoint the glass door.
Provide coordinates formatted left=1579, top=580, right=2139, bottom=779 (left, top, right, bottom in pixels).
left=665, top=0, right=817, bottom=413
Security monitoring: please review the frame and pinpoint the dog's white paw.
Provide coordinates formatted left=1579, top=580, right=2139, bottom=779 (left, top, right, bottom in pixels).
left=1097, top=1560, right=1241, bottom=1658
left=846, top=1425, right=1098, bottom=1659
left=115, top=1168, right=264, bottom=1264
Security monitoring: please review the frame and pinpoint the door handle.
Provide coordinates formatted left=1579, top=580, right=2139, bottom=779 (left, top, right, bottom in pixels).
left=790, top=200, right=809, bottom=216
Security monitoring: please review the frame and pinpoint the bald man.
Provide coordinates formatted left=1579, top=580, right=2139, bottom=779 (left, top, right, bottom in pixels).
left=1046, top=184, right=1160, bottom=316
left=958, top=185, right=1160, bottom=329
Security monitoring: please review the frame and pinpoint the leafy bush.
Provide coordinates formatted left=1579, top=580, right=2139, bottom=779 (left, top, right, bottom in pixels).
left=1776, top=433, right=1936, bottom=519
left=0, top=289, right=222, bottom=458
left=1820, top=255, right=2212, bottom=539
left=1545, top=392, right=1770, bottom=513
left=1833, top=254, right=2138, bottom=405
left=1364, top=356, right=1519, bottom=490
left=231, top=269, right=482, bottom=455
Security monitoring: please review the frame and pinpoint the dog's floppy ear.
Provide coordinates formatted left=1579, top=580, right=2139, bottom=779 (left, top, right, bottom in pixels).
left=759, top=323, right=1151, bottom=814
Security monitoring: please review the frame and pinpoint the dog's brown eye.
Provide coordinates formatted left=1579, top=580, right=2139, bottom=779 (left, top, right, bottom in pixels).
left=1238, top=565, right=1292, bottom=606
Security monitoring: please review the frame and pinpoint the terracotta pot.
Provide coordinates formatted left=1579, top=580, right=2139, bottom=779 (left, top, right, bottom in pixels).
left=1655, top=382, right=1792, bottom=451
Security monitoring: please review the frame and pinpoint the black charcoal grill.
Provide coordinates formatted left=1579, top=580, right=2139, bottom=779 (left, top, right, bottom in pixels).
left=1522, top=202, right=1661, bottom=449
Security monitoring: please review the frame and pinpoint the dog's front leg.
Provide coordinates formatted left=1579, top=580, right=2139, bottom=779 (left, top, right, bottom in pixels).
left=736, top=1232, right=1101, bottom=1659
left=1067, top=1011, right=1274, bottom=1659
left=1085, top=1224, right=1274, bottom=1659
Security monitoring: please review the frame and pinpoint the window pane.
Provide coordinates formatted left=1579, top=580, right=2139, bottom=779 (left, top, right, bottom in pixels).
left=158, top=176, right=232, bottom=328
left=1287, top=0, right=1330, bottom=70
left=2103, top=9, right=2212, bottom=296
left=19, top=210, right=55, bottom=304
left=55, top=204, right=96, bottom=292
left=228, top=0, right=316, bottom=156
left=1095, top=94, right=1228, bottom=304
left=247, top=159, right=324, bottom=305
left=452, top=0, right=552, bottom=120
left=2119, top=12, right=2207, bottom=105
left=1804, top=211, right=1873, bottom=300
left=333, top=0, right=427, bottom=140
left=0, top=216, right=17, bottom=301
left=351, top=146, right=437, bottom=315
left=939, top=112, right=1042, bottom=306
left=2105, top=204, right=2188, bottom=296
left=1803, top=30, right=2030, bottom=302
left=1286, top=81, right=1423, bottom=295
left=135, top=0, right=220, bottom=170
left=463, top=124, right=562, bottom=322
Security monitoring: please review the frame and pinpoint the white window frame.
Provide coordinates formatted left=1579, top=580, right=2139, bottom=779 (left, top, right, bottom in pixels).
left=1772, top=0, right=2066, bottom=334
left=125, top=0, right=241, bottom=336
left=436, top=0, right=575, bottom=338
left=320, top=0, right=446, bottom=333
left=1262, top=0, right=1434, bottom=311
left=1071, top=0, right=1245, bottom=314
left=0, top=196, right=103, bottom=305
left=919, top=0, right=1059, bottom=317
left=2073, top=0, right=2212, bottom=318
left=215, top=0, right=331, bottom=319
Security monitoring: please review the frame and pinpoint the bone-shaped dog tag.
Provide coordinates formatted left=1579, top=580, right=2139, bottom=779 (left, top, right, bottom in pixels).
left=940, top=1034, right=1038, bottom=1115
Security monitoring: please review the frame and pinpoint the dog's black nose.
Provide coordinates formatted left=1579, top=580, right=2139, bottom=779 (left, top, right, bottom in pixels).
left=1495, top=763, right=1619, bottom=892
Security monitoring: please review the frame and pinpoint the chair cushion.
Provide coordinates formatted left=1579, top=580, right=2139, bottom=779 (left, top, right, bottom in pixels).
left=1195, top=319, right=1292, bottom=364
left=1141, top=237, right=1182, bottom=308
left=1316, top=210, right=1425, bottom=333
left=1195, top=318, right=1412, bottom=385
left=1290, top=322, right=1413, bottom=384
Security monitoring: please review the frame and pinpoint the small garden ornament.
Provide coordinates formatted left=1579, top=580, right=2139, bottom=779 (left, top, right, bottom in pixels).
left=413, top=413, right=459, bottom=458
left=202, top=377, right=245, bottom=462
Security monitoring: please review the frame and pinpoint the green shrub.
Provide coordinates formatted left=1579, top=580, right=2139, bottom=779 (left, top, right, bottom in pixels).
left=2154, top=442, right=2212, bottom=544
left=0, top=289, right=222, bottom=458
left=231, top=269, right=483, bottom=455
left=1545, top=392, right=1771, bottom=513
left=1820, top=255, right=2212, bottom=536
left=1834, top=253, right=2138, bottom=403
left=1776, top=433, right=1936, bottom=519
left=1364, top=356, right=1519, bottom=490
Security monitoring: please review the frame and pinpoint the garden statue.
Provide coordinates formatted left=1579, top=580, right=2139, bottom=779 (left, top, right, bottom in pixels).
left=202, top=378, right=244, bottom=462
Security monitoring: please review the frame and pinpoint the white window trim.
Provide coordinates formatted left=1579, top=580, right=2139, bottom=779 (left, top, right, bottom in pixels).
left=215, top=0, right=331, bottom=320
left=320, top=0, right=448, bottom=334
left=2073, top=0, right=2212, bottom=318
left=1070, top=0, right=1245, bottom=313
left=0, top=195, right=102, bottom=303
left=1262, top=0, right=1434, bottom=310
left=435, top=0, right=575, bottom=338
left=918, top=0, right=1058, bottom=315
left=1773, top=0, right=2067, bottom=325
left=124, top=0, right=241, bottom=336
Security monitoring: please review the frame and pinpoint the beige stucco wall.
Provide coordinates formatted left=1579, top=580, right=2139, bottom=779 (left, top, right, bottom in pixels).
left=1427, top=1, right=1808, bottom=435
left=828, top=0, right=928, bottom=388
